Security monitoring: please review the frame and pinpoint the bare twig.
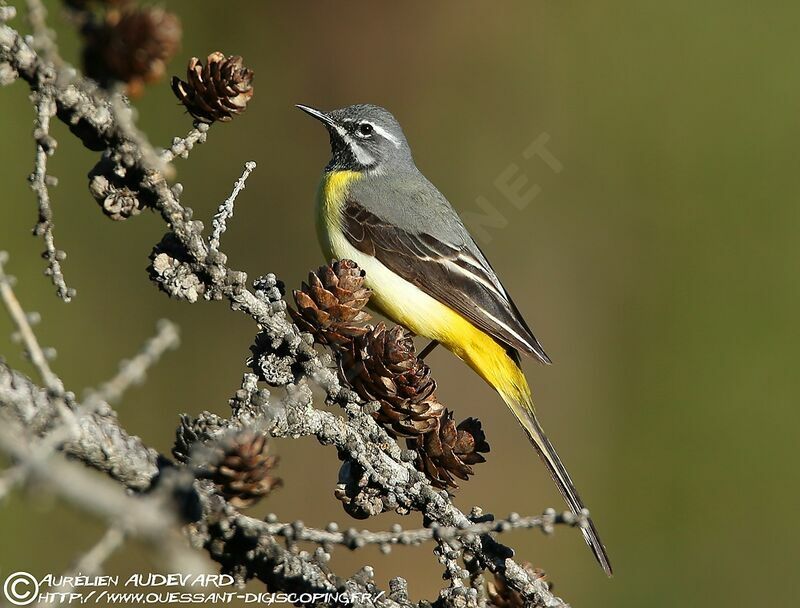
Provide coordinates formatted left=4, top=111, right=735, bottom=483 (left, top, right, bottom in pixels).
left=0, top=462, right=26, bottom=501
left=0, top=253, right=84, bottom=452
left=0, top=5, right=17, bottom=25
left=161, top=124, right=210, bottom=163
left=257, top=510, right=581, bottom=551
left=110, top=93, right=165, bottom=174
left=24, top=0, right=60, bottom=64
left=0, top=251, right=63, bottom=393
left=41, top=527, right=127, bottom=608
left=30, top=91, right=73, bottom=302
left=209, top=161, right=256, bottom=251
left=89, top=319, right=180, bottom=405
left=74, top=527, right=127, bottom=575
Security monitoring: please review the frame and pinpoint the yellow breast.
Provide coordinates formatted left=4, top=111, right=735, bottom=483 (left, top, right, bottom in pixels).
left=315, top=170, right=362, bottom=260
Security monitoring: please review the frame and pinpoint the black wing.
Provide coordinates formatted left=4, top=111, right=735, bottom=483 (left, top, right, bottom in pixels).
left=341, top=200, right=551, bottom=364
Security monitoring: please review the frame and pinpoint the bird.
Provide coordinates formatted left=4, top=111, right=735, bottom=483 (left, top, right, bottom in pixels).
left=297, top=103, right=612, bottom=576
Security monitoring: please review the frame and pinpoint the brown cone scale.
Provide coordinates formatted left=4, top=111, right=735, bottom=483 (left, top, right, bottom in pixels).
left=338, top=323, right=443, bottom=437
left=172, top=52, right=254, bottom=123
left=290, top=259, right=373, bottom=348
left=410, top=410, right=490, bottom=489
left=83, top=7, right=181, bottom=96
left=197, top=430, right=281, bottom=508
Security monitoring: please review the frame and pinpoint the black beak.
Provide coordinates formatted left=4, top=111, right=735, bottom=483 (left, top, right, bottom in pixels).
left=296, top=104, right=339, bottom=130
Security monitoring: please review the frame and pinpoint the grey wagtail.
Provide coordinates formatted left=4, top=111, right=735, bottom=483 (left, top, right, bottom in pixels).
left=298, top=103, right=612, bottom=575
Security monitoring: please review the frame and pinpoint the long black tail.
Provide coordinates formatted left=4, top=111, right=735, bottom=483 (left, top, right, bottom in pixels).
left=507, top=397, right=613, bottom=576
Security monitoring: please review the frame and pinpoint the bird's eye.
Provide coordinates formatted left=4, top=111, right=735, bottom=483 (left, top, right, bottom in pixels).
left=357, top=122, right=374, bottom=137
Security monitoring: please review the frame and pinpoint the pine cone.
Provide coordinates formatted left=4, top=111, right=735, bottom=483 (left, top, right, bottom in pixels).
left=172, top=411, right=227, bottom=463
left=289, top=260, right=372, bottom=348
left=196, top=430, right=281, bottom=508
left=339, top=323, right=443, bottom=437
left=411, top=411, right=490, bottom=489
left=487, top=563, right=548, bottom=608
left=171, top=52, right=254, bottom=123
left=82, top=7, right=181, bottom=95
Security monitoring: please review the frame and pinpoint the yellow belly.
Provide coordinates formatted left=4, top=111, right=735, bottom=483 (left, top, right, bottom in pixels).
left=316, top=170, right=532, bottom=407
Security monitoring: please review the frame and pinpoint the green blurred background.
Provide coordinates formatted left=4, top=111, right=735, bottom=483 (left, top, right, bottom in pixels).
left=2, top=1, right=799, bottom=606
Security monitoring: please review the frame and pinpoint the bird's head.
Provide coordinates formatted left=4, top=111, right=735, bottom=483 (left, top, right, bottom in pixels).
left=297, top=103, right=412, bottom=172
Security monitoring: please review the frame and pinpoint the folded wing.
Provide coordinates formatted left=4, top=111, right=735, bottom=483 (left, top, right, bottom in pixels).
left=341, top=199, right=551, bottom=364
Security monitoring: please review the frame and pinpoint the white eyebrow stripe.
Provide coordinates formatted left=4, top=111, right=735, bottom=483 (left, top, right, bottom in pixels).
left=368, top=122, right=402, bottom=148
